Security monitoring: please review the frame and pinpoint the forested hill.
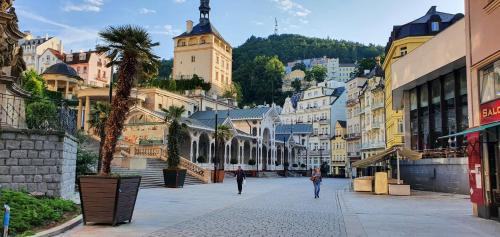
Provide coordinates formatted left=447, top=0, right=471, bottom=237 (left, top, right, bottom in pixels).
left=233, top=34, right=385, bottom=69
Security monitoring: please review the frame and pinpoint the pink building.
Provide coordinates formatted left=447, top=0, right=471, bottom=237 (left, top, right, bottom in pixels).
left=64, top=51, right=111, bottom=88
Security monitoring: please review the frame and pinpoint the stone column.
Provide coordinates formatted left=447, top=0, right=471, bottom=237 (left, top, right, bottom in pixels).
left=208, top=141, right=213, bottom=164
left=54, top=80, right=58, bottom=92
left=65, top=81, right=70, bottom=99
left=77, top=98, right=82, bottom=130
left=83, top=96, right=90, bottom=132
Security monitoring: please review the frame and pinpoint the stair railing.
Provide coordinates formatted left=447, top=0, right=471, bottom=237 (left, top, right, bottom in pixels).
left=159, top=147, right=211, bottom=184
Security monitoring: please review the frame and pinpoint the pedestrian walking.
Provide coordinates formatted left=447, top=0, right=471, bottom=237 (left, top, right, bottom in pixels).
left=235, top=166, right=246, bottom=194
left=310, top=168, right=322, bottom=198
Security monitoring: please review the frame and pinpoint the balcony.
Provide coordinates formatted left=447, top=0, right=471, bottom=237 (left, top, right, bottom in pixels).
left=345, top=133, right=361, bottom=140
left=346, top=98, right=358, bottom=107
left=361, top=142, right=386, bottom=150
left=347, top=152, right=361, bottom=158
left=372, top=102, right=384, bottom=110
left=318, top=118, right=329, bottom=125
left=372, top=122, right=382, bottom=129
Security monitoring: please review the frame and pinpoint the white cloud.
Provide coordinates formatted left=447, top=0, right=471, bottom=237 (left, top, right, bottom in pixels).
left=63, top=0, right=104, bottom=12
left=174, top=0, right=186, bottom=3
left=18, top=9, right=99, bottom=51
left=139, top=8, right=156, bottom=15
left=272, top=0, right=311, bottom=17
left=253, top=21, right=264, bottom=26
left=150, top=25, right=181, bottom=36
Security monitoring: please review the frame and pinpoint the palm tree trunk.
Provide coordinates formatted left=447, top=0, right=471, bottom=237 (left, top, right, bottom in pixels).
left=100, top=56, right=138, bottom=175
left=97, top=130, right=105, bottom=172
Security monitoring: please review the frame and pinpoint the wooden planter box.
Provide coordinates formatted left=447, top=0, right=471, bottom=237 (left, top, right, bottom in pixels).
left=163, top=169, right=187, bottom=188
left=79, top=176, right=141, bottom=226
left=213, top=169, right=225, bottom=183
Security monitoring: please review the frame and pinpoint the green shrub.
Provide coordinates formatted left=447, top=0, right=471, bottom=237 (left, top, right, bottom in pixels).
left=230, top=158, right=238, bottom=165
left=76, top=149, right=98, bottom=176
left=197, top=156, right=207, bottom=163
left=26, top=100, right=58, bottom=130
left=0, top=190, right=77, bottom=236
left=248, top=159, right=256, bottom=166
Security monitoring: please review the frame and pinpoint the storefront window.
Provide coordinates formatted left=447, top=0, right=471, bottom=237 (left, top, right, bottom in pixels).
left=419, top=84, right=429, bottom=149
left=459, top=68, right=468, bottom=132
left=431, top=79, right=442, bottom=147
left=410, top=89, right=418, bottom=150
left=444, top=73, right=456, bottom=136
left=480, top=59, right=500, bottom=103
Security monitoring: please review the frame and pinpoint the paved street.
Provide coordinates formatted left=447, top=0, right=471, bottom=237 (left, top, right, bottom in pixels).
left=61, top=178, right=500, bottom=237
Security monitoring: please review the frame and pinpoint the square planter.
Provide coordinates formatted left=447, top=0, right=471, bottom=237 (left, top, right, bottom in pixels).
left=389, top=184, right=411, bottom=196
left=213, top=169, right=225, bottom=183
left=79, top=176, right=141, bottom=226
left=163, top=169, right=187, bottom=188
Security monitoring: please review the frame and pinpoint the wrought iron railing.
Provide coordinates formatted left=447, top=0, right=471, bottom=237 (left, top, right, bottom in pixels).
left=0, top=93, right=77, bottom=135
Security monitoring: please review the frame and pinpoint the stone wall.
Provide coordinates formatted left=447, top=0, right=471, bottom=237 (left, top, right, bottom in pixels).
left=393, top=157, right=469, bottom=195
left=0, top=128, right=77, bottom=199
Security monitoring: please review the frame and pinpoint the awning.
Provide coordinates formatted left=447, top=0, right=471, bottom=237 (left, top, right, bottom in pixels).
left=438, top=121, right=500, bottom=140
left=352, top=148, right=396, bottom=168
left=352, top=147, right=422, bottom=168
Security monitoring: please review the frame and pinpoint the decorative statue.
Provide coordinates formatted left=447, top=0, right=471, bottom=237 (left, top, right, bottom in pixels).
left=0, top=0, right=25, bottom=77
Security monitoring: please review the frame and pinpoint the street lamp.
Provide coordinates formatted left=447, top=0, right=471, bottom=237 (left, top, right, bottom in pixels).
left=213, top=113, right=218, bottom=183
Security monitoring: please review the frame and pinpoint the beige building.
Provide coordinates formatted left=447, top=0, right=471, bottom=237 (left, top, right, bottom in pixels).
left=65, top=51, right=111, bottom=88
left=38, top=49, right=64, bottom=74
left=359, top=65, right=386, bottom=161
left=345, top=76, right=366, bottom=176
left=173, top=0, right=232, bottom=96
left=330, top=120, right=347, bottom=176
left=20, top=33, right=63, bottom=73
left=282, top=69, right=306, bottom=92
left=42, top=63, right=83, bottom=100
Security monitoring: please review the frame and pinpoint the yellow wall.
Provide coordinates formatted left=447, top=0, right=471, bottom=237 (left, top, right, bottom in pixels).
left=383, top=37, right=432, bottom=148
left=330, top=122, right=347, bottom=174
left=173, top=34, right=232, bottom=96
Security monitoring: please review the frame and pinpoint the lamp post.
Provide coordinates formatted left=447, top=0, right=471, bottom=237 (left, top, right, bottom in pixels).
left=213, top=113, right=218, bottom=182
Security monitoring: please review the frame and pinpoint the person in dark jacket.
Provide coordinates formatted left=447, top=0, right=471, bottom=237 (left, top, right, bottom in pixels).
left=235, top=166, right=246, bottom=194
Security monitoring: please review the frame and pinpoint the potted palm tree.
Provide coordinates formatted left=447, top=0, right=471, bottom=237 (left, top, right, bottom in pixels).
left=78, top=25, right=159, bottom=226
left=214, top=125, right=232, bottom=183
left=248, top=159, right=257, bottom=177
left=162, top=105, right=187, bottom=188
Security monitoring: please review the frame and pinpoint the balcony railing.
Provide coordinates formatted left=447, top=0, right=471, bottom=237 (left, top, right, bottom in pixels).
left=345, top=133, right=361, bottom=140
left=347, top=152, right=361, bottom=157
left=361, top=142, right=386, bottom=150
left=372, top=102, right=384, bottom=109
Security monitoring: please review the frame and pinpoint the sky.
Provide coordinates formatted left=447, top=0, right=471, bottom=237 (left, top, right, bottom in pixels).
left=15, top=0, right=464, bottom=60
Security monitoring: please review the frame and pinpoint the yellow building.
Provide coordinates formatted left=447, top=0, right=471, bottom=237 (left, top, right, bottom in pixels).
left=330, top=120, right=347, bottom=177
left=383, top=6, right=456, bottom=148
left=173, top=0, right=232, bottom=97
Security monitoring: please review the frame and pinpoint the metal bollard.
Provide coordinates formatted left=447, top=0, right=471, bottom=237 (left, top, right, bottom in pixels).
left=3, top=204, right=10, bottom=237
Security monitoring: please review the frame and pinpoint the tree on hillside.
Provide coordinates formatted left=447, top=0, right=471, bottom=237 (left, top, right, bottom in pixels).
left=291, top=62, right=306, bottom=72
left=309, top=65, right=328, bottom=83
left=234, top=55, right=285, bottom=106
left=291, top=78, right=302, bottom=92
left=158, top=59, right=173, bottom=79
left=354, top=58, right=377, bottom=77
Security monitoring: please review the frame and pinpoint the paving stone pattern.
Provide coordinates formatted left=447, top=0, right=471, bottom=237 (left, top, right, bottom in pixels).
left=146, top=180, right=347, bottom=237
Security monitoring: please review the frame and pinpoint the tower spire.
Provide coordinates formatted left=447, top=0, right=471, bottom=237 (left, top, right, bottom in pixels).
left=199, top=0, right=210, bottom=24
left=274, top=17, right=279, bottom=35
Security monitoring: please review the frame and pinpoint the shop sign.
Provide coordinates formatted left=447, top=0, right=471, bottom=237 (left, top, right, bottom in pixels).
left=480, top=99, right=500, bottom=124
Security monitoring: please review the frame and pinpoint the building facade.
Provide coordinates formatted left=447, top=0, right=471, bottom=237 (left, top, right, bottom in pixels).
left=65, top=51, right=111, bottom=88
left=383, top=6, right=464, bottom=149
left=345, top=77, right=366, bottom=177
left=359, top=65, right=386, bottom=161
left=330, top=120, right=347, bottom=176
left=286, top=57, right=355, bottom=83
left=282, top=69, right=306, bottom=92
left=38, top=48, right=64, bottom=74
left=173, top=0, right=232, bottom=96
left=391, top=19, right=467, bottom=151
left=281, top=82, right=346, bottom=172
left=464, top=0, right=500, bottom=220
left=20, top=33, right=63, bottom=73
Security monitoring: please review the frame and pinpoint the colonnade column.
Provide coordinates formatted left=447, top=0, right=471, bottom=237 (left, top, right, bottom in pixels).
left=83, top=96, right=90, bottom=133
left=65, top=81, right=69, bottom=99
left=77, top=98, right=82, bottom=130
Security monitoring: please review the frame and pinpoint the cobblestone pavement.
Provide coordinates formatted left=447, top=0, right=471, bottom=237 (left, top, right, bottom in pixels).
left=146, top=178, right=347, bottom=237
left=61, top=178, right=500, bottom=237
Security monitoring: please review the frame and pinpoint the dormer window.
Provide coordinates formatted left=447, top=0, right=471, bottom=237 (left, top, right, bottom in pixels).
left=79, top=53, right=86, bottom=61
left=66, top=55, right=73, bottom=62
left=431, top=22, right=440, bottom=32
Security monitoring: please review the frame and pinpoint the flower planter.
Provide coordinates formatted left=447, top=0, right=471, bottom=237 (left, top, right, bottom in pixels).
left=163, top=169, right=187, bottom=188
left=79, top=176, right=141, bottom=226
left=213, top=169, right=225, bottom=183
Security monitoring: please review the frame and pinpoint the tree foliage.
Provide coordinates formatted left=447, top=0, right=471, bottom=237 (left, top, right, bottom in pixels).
left=353, top=58, right=377, bottom=77
left=291, top=78, right=302, bottom=92
left=145, top=74, right=211, bottom=92
left=233, top=34, right=384, bottom=106
left=163, top=105, right=186, bottom=169
left=233, top=55, right=285, bottom=106
left=26, top=100, right=58, bottom=130
left=305, top=65, right=327, bottom=82
left=21, top=69, right=45, bottom=97
left=291, top=62, right=306, bottom=72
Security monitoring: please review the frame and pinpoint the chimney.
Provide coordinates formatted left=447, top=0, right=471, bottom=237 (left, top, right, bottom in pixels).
left=186, top=20, right=193, bottom=33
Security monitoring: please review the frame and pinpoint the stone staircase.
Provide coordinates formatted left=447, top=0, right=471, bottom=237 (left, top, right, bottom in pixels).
left=112, top=159, right=204, bottom=189
left=260, top=171, right=282, bottom=178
